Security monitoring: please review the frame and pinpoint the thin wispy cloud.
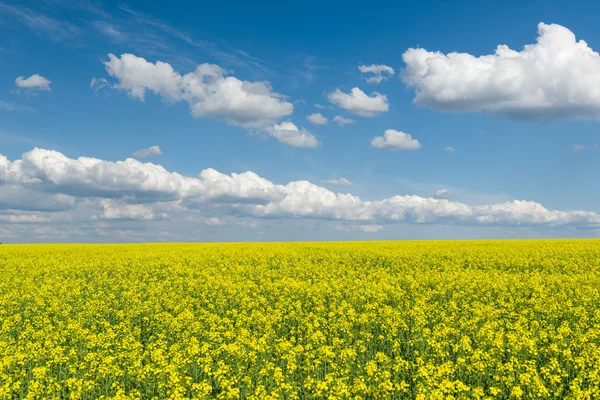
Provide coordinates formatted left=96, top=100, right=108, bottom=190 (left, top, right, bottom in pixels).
left=321, top=178, right=353, bottom=187
left=0, top=3, right=80, bottom=41
left=115, top=4, right=277, bottom=78
left=0, top=101, right=35, bottom=113
left=89, top=77, right=110, bottom=95
left=435, top=188, right=451, bottom=199
left=43, top=0, right=112, bottom=18
left=117, top=4, right=209, bottom=48
left=358, top=64, right=395, bottom=83
left=300, top=55, right=327, bottom=83
left=93, top=21, right=125, bottom=41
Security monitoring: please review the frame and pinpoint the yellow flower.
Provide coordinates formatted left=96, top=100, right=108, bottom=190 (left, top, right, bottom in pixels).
left=0, top=240, right=599, bottom=398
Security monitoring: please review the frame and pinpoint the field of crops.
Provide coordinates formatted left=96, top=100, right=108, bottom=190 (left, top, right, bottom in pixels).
left=1, top=241, right=600, bottom=399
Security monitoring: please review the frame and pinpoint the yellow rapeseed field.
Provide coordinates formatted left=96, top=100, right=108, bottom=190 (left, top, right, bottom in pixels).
left=1, top=240, right=600, bottom=399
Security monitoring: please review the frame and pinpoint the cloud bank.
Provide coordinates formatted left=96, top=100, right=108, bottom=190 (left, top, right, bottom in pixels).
left=1, top=148, right=599, bottom=235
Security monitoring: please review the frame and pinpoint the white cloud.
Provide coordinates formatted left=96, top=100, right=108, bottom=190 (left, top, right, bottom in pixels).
left=90, top=77, right=110, bottom=95
left=360, top=224, right=382, bottom=232
left=333, top=115, right=355, bottom=126
left=358, top=64, right=395, bottom=83
left=336, top=224, right=382, bottom=233
left=0, top=213, right=51, bottom=223
left=134, top=145, right=162, bottom=158
left=15, top=74, right=51, bottom=91
left=307, top=113, right=328, bottom=124
left=103, top=53, right=293, bottom=128
left=321, top=178, right=353, bottom=187
left=93, top=199, right=166, bottom=221
left=93, top=21, right=124, bottom=41
left=0, top=148, right=204, bottom=201
left=572, top=144, right=585, bottom=152
left=327, top=87, right=389, bottom=117
left=0, top=4, right=79, bottom=42
left=371, top=129, right=421, bottom=150
left=314, top=104, right=326, bottom=109
left=402, top=23, right=600, bottom=121
left=444, top=146, right=457, bottom=152
left=266, top=122, right=320, bottom=148
left=2, top=148, right=600, bottom=236
left=435, top=188, right=451, bottom=199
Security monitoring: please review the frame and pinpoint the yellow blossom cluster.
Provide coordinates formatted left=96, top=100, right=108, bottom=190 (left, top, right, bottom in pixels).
left=1, top=240, right=600, bottom=399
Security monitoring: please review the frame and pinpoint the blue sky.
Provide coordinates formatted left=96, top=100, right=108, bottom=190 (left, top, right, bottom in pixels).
left=1, top=0, right=600, bottom=242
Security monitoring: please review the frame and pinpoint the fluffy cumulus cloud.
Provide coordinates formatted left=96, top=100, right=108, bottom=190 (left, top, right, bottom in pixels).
left=15, top=74, right=51, bottom=91
left=307, top=113, right=328, bottom=124
left=266, top=122, right=319, bottom=148
left=333, top=115, right=355, bottom=126
left=444, top=146, right=457, bottom=153
left=371, top=130, right=421, bottom=150
left=0, top=149, right=247, bottom=203
left=321, top=178, right=353, bottom=187
left=2, top=148, right=600, bottom=242
left=327, top=88, right=389, bottom=117
left=402, top=23, right=600, bottom=121
left=103, top=53, right=293, bottom=128
left=358, top=64, right=395, bottom=83
left=133, top=145, right=162, bottom=158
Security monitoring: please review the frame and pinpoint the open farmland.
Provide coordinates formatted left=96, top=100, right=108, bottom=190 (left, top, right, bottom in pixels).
left=1, top=240, right=600, bottom=399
